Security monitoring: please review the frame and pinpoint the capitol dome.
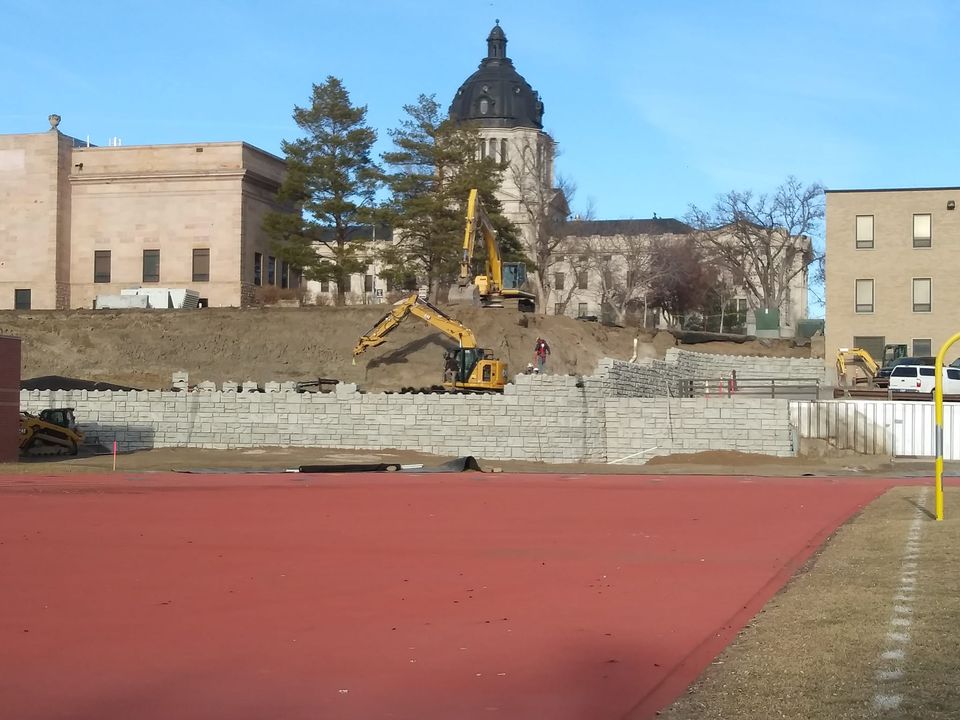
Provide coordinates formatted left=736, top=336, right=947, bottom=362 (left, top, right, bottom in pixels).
left=448, top=22, right=544, bottom=130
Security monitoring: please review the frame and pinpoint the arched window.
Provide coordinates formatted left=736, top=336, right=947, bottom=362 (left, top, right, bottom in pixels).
left=500, top=139, right=508, bottom=163
left=479, top=98, right=489, bottom=115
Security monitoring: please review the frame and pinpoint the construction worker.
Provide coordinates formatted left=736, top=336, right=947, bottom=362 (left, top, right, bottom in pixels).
left=443, top=351, right=459, bottom=384
left=534, top=337, right=551, bottom=372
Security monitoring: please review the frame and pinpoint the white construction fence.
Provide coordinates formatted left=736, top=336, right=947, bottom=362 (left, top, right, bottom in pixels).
left=790, top=399, right=959, bottom=459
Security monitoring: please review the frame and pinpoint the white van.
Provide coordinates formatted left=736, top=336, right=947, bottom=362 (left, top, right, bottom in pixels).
left=888, top=365, right=960, bottom=393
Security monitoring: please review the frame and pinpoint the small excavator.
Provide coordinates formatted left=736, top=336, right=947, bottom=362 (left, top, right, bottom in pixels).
left=448, top=188, right=537, bottom=312
left=353, top=292, right=507, bottom=392
left=836, top=344, right=909, bottom=387
left=19, top=408, right=84, bottom=456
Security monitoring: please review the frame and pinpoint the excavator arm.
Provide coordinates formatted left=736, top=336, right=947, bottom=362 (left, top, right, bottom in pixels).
left=353, top=293, right=478, bottom=358
left=456, top=188, right=502, bottom=293
left=836, top=347, right=880, bottom=385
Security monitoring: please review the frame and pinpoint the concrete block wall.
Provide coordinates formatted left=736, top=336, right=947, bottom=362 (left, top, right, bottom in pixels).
left=668, top=348, right=825, bottom=382
left=605, top=398, right=793, bottom=461
left=20, top=372, right=795, bottom=463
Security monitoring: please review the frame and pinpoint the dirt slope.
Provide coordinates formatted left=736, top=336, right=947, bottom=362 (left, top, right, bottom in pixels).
left=0, top=306, right=807, bottom=391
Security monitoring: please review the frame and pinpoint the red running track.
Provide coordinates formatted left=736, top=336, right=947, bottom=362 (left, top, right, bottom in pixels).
left=0, top=473, right=889, bottom=720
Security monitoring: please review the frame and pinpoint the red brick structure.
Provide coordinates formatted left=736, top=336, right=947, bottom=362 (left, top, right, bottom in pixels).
left=0, top=336, right=21, bottom=462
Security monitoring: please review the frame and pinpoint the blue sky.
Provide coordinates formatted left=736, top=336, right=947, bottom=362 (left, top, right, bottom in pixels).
left=3, top=0, right=955, bottom=221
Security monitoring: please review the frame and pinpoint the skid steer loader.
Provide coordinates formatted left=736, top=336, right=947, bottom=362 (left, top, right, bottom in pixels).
left=19, top=409, right=84, bottom=457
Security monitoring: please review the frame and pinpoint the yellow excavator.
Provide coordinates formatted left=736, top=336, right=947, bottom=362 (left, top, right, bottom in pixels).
left=836, top=344, right=909, bottom=387
left=353, top=292, right=507, bottom=392
left=448, top=188, right=537, bottom=312
left=19, top=408, right=84, bottom=456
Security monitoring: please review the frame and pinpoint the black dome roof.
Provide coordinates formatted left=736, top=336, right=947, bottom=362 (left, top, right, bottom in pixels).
left=449, top=22, right=544, bottom=130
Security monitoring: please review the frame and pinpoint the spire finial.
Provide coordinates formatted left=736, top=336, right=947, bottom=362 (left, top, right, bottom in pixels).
left=487, top=21, right=507, bottom=59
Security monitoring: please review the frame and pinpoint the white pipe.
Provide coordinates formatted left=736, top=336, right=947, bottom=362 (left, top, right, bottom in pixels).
left=607, top=446, right=661, bottom=465
left=629, top=337, right=638, bottom=363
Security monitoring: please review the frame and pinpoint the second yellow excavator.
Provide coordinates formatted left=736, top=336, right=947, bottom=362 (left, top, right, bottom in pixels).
left=448, top=188, right=537, bottom=312
left=353, top=292, right=507, bottom=392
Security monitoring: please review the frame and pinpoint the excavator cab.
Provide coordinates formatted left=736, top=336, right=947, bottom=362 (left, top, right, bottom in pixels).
left=451, top=347, right=507, bottom=392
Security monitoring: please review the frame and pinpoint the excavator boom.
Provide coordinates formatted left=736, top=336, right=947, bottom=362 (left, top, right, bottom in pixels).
left=354, top=293, right=477, bottom=357
left=448, top=188, right=536, bottom=311
left=353, top=292, right=506, bottom=392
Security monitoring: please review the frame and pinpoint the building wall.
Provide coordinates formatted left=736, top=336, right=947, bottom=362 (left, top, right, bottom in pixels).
left=67, top=142, right=286, bottom=308
left=0, top=131, right=65, bottom=310
left=0, top=133, right=288, bottom=310
left=825, top=188, right=960, bottom=381
left=0, top=336, right=20, bottom=462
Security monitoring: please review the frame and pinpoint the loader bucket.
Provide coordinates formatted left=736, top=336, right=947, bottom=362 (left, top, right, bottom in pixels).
left=447, top=283, right=481, bottom=306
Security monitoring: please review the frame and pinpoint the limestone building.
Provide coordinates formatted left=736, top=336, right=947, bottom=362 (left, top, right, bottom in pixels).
left=0, top=117, right=295, bottom=310
left=825, top=186, right=960, bottom=374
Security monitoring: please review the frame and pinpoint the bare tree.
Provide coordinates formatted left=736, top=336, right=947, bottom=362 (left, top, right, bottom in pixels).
left=687, top=176, right=823, bottom=315
left=506, top=134, right=574, bottom=308
left=646, top=236, right=716, bottom=329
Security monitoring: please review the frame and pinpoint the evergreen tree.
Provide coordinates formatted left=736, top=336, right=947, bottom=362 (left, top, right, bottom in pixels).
left=381, top=94, right=521, bottom=300
left=264, top=76, right=380, bottom=305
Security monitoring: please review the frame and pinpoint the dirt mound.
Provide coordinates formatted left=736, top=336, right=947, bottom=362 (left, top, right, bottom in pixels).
left=0, top=307, right=810, bottom=391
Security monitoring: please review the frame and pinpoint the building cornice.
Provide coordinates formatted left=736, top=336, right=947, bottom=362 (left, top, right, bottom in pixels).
left=69, top=168, right=280, bottom=191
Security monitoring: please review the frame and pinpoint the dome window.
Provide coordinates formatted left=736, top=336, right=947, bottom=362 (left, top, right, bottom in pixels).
left=479, top=98, right=489, bottom=115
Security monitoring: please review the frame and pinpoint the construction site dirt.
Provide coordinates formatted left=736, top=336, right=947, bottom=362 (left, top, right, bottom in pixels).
left=0, top=306, right=811, bottom=392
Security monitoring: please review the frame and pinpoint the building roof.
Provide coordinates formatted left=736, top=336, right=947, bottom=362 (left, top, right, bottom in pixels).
left=448, top=22, right=544, bottom=130
left=825, top=186, right=960, bottom=194
left=563, top=218, right=693, bottom=237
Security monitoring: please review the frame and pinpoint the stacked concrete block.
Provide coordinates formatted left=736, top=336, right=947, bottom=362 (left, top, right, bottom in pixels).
left=241, top=381, right=260, bottom=393
left=19, top=372, right=797, bottom=463
left=171, top=371, right=189, bottom=391
left=667, top=348, right=824, bottom=382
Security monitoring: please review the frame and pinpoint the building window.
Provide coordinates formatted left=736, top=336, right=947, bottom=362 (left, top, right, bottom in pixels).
left=320, top=280, right=330, bottom=293
left=364, top=274, right=374, bottom=292
left=855, top=215, right=874, bottom=249
left=500, top=139, right=508, bottom=163
left=267, top=256, right=276, bottom=285
left=854, top=336, right=886, bottom=361
left=603, top=268, right=614, bottom=287
left=554, top=272, right=565, bottom=291
left=94, top=250, right=111, bottom=283
left=855, top=279, right=874, bottom=313
left=281, top=261, right=290, bottom=289
left=913, top=214, right=932, bottom=248
left=554, top=302, right=563, bottom=315
left=478, top=141, right=486, bottom=160
left=736, top=298, right=748, bottom=324
left=577, top=302, right=588, bottom=317
left=488, top=138, right=497, bottom=161
left=191, top=248, right=210, bottom=282
left=912, top=277, right=932, bottom=312
left=142, top=249, right=160, bottom=283
left=577, top=271, right=588, bottom=290
left=14, top=289, right=30, bottom=310
left=479, top=98, right=489, bottom=115
left=913, top=338, right=932, bottom=356
left=253, top=252, right=262, bottom=286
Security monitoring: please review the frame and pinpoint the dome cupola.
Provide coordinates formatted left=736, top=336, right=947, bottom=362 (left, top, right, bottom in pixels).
left=449, top=21, right=544, bottom=130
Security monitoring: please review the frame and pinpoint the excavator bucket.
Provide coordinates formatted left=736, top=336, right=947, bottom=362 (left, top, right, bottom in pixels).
left=447, top=282, right=481, bottom=307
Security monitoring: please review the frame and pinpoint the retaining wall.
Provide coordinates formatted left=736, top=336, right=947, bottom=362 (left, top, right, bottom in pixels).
left=21, top=371, right=794, bottom=463
left=593, top=349, right=824, bottom=398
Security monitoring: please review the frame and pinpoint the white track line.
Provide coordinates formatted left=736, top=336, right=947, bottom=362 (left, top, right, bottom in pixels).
left=872, top=487, right=930, bottom=714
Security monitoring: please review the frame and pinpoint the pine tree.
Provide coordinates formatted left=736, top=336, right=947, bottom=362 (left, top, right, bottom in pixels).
left=264, top=77, right=380, bottom=305
left=381, top=94, right=520, bottom=300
